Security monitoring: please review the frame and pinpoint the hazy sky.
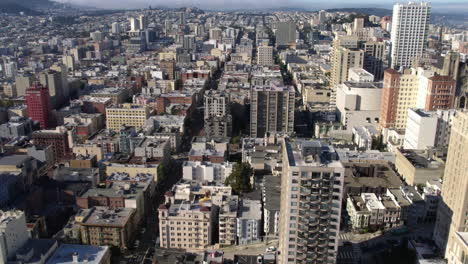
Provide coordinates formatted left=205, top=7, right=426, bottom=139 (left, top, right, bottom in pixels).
left=55, top=0, right=468, bottom=13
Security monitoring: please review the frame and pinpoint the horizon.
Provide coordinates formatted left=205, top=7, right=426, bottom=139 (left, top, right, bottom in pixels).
left=52, top=0, right=468, bottom=14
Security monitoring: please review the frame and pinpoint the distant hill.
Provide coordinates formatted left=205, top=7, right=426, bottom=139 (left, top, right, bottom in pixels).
left=325, top=8, right=392, bottom=17
left=0, top=0, right=52, bottom=15
left=0, top=2, right=42, bottom=15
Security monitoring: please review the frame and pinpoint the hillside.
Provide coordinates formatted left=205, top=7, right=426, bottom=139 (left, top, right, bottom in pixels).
left=325, top=8, right=392, bottom=17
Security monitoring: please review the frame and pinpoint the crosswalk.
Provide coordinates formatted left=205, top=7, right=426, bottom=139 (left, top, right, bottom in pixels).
left=339, top=233, right=351, bottom=241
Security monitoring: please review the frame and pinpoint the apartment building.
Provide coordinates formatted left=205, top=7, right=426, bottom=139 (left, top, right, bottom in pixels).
left=250, top=84, right=295, bottom=138
left=390, top=2, right=430, bottom=69
left=279, top=139, right=344, bottom=264
left=106, top=104, right=150, bottom=131
left=79, top=207, right=136, bottom=249
left=434, top=111, right=468, bottom=256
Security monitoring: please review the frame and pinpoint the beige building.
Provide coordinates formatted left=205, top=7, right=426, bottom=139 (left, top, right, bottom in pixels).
left=79, top=207, right=136, bottom=249
left=219, top=196, right=239, bottom=247
left=395, top=149, right=445, bottom=186
left=73, top=144, right=104, bottom=161
left=279, top=139, right=344, bottom=264
left=331, top=36, right=364, bottom=87
left=434, top=111, right=468, bottom=257
left=446, top=232, right=468, bottom=264
left=106, top=104, right=150, bottom=131
left=257, top=45, right=274, bottom=65
left=158, top=192, right=214, bottom=250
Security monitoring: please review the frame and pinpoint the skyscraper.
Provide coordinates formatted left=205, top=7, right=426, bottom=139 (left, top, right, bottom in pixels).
left=26, top=83, right=51, bottom=129
left=433, top=111, right=468, bottom=258
left=279, top=139, right=344, bottom=264
left=179, top=12, right=186, bottom=25
left=111, top=22, right=122, bottom=34
left=390, top=2, right=431, bottom=69
left=276, top=21, right=296, bottom=47
left=129, top=17, right=140, bottom=32
left=250, top=84, right=295, bottom=138
left=139, top=15, right=148, bottom=30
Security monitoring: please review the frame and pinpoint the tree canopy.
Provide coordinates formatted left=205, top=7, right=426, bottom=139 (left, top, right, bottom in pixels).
left=225, top=162, right=253, bottom=194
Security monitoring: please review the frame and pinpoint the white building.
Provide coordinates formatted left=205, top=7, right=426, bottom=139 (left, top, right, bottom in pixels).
left=403, top=109, right=438, bottom=150
left=111, top=22, right=122, bottom=34
left=390, top=2, right=431, bottom=69
left=435, top=109, right=457, bottom=151
left=237, top=199, right=262, bottom=245
left=348, top=68, right=374, bottom=82
left=336, top=81, right=383, bottom=130
left=0, top=210, right=30, bottom=263
left=182, top=161, right=233, bottom=182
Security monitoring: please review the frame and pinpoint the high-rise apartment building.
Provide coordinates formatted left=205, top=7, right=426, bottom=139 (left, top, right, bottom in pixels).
left=209, top=28, right=222, bottom=41
left=433, top=111, right=468, bottom=259
left=257, top=45, right=274, bottom=65
left=26, top=83, right=51, bottom=129
left=204, top=90, right=232, bottom=137
left=129, top=17, right=140, bottom=32
left=250, top=84, right=295, bottom=138
left=362, top=41, right=385, bottom=81
left=106, top=104, right=150, bottom=131
left=38, top=69, right=65, bottom=108
left=179, top=12, right=186, bottom=25
left=390, top=2, right=431, bottom=69
left=379, top=68, right=455, bottom=131
left=111, top=22, right=122, bottom=34
left=139, top=15, right=148, bottom=30
left=15, top=73, right=34, bottom=96
left=331, top=36, right=364, bottom=87
left=279, top=139, right=344, bottom=264
left=275, top=21, right=296, bottom=47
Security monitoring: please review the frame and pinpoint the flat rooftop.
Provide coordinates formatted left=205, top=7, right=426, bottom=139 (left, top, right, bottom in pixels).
left=81, top=207, right=134, bottom=227
left=47, top=244, right=109, bottom=264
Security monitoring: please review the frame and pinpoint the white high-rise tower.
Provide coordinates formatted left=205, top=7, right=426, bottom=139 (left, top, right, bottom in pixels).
left=390, top=2, right=430, bottom=69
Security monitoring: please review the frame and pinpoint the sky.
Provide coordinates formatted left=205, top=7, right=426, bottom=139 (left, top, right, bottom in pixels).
left=54, top=0, right=468, bottom=13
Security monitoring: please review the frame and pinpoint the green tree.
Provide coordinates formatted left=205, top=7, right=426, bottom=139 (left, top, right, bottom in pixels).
left=157, top=164, right=167, bottom=182
left=225, top=162, right=253, bottom=194
left=175, top=79, right=183, bottom=90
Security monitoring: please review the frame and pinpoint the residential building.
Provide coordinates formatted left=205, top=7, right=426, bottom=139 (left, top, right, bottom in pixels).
left=250, top=84, right=295, bottom=138
left=183, top=161, right=233, bottom=183
left=31, top=127, right=72, bottom=162
left=390, top=2, right=431, bottom=69
left=106, top=104, right=151, bottom=131
left=219, top=196, right=238, bottom=247
left=26, top=83, right=51, bottom=129
left=0, top=210, right=30, bottom=263
left=279, top=139, right=344, bottom=264
left=0, top=117, right=35, bottom=139
left=158, top=192, right=215, bottom=250
left=422, top=180, right=442, bottom=222
left=257, top=45, right=274, bottom=65
left=79, top=207, right=136, bottom=249
left=263, top=176, right=281, bottom=237
left=434, top=111, right=468, bottom=255
left=237, top=199, right=262, bottom=245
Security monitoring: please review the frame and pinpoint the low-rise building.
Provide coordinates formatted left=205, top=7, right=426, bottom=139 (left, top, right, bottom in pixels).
left=79, top=207, right=136, bottom=249
left=182, top=161, right=233, bottom=183
left=219, top=196, right=239, bottom=247
left=134, top=137, right=171, bottom=161
left=106, top=104, right=151, bottom=131
left=0, top=210, right=30, bottom=263
left=395, top=148, right=445, bottom=186
left=237, top=199, right=262, bottom=245
left=47, top=244, right=111, bottom=264
left=262, top=176, right=281, bottom=237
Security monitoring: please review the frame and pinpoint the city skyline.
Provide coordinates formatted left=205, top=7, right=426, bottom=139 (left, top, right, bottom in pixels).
left=53, top=0, right=468, bottom=13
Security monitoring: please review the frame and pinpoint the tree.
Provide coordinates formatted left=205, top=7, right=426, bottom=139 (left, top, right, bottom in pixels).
left=225, top=162, right=253, bottom=194
left=175, top=79, right=183, bottom=90
left=158, top=164, right=167, bottom=182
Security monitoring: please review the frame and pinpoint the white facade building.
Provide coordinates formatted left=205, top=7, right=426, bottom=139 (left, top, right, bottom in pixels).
left=390, top=2, right=431, bottom=69
left=404, top=109, right=439, bottom=150
left=336, top=81, right=383, bottom=130
left=0, top=210, right=30, bottom=263
left=237, top=199, right=262, bottom=245
left=182, top=161, right=233, bottom=182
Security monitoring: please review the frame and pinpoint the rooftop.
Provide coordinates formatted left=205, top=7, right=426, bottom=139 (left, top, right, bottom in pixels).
left=46, top=244, right=109, bottom=264
left=238, top=199, right=262, bottom=220
left=284, top=138, right=342, bottom=167
left=81, top=207, right=134, bottom=227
